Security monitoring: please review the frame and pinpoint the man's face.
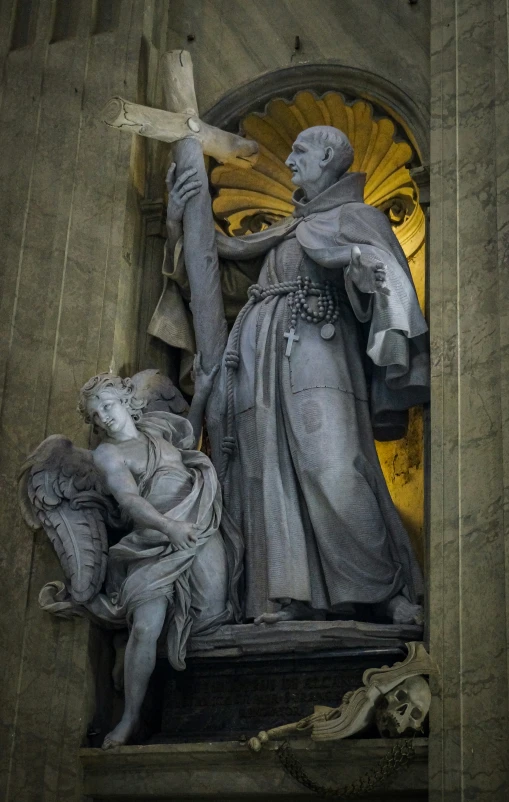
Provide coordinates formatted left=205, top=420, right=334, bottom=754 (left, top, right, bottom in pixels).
left=285, top=133, right=330, bottom=189
left=86, top=390, right=131, bottom=437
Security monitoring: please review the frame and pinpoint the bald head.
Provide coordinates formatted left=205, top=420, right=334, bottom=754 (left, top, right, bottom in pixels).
left=286, top=125, right=354, bottom=200
left=298, top=126, right=354, bottom=176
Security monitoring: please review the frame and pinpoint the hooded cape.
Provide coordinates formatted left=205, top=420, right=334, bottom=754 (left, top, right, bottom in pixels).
left=215, top=172, right=429, bottom=439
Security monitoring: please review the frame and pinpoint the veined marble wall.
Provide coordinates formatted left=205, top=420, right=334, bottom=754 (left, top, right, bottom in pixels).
left=0, top=1, right=167, bottom=800
left=429, top=0, right=509, bottom=799
left=166, top=0, right=429, bottom=124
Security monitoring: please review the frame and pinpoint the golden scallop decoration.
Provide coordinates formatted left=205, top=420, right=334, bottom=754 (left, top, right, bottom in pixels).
left=210, top=90, right=424, bottom=259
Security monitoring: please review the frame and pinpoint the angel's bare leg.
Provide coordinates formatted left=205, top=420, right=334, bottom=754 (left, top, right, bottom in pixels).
left=102, top=597, right=167, bottom=749
left=112, top=631, right=128, bottom=692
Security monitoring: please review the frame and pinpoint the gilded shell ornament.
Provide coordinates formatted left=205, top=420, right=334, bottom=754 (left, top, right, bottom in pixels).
left=210, top=90, right=424, bottom=258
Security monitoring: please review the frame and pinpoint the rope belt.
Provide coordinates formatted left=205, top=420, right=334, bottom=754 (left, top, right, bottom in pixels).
left=219, top=277, right=342, bottom=489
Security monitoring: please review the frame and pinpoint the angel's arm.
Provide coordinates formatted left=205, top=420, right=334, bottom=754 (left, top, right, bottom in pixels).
left=93, top=444, right=196, bottom=549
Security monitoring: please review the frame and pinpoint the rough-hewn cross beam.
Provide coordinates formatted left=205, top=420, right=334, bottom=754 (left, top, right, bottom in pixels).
left=101, top=50, right=258, bottom=168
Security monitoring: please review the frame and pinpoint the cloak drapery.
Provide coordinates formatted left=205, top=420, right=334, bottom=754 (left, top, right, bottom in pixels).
left=39, top=412, right=243, bottom=670
left=214, top=173, right=429, bottom=440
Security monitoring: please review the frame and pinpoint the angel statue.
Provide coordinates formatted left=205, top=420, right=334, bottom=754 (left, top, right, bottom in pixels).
left=18, top=363, right=242, bottom=749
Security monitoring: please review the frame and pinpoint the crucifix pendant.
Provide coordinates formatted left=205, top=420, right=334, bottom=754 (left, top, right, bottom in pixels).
left=284, top=327, right=300, bottom=357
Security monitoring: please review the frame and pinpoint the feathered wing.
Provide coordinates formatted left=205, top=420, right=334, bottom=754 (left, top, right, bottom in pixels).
left=18, top=435, right=119, bottom=604
left=131, top=369, right=189, bottom=416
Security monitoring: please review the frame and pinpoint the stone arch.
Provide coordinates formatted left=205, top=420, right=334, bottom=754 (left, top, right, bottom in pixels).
left=203, top=63, right=429, bottom=164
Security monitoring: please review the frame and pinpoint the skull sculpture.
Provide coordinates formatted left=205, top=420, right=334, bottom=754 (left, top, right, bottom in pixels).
left=375, top=676, right=431, bottom=737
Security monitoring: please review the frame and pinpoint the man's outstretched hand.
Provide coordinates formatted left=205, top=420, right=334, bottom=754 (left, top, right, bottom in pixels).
left=347, top=245, right=390, bottom=296
left=166, top=163, right=203, bottom=223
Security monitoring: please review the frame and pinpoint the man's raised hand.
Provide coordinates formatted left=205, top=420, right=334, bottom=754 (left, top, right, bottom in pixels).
left=166, top=163, right=203, bottom=223
left=348, top=245, right=390, bottom=296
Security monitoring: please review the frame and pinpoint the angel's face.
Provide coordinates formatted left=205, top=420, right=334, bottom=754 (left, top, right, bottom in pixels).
left=86, top=390, right=131, bottom=436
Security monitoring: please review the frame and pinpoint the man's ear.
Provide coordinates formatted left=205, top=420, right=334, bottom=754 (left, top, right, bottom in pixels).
left=321, top=146, right=334, bottom=167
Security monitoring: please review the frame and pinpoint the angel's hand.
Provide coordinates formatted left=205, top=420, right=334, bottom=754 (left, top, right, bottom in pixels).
left=166, top=164, right=203, bottom=224
left=347, top=246, right=390, bottom=296
left=162, top=519, right=199, bottom=550
left=191, top=352, right=220, bottom=401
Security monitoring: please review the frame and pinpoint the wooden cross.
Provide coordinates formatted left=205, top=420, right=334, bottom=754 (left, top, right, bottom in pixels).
left=100, top=49, right=259, bottom=383
left=101, top=50, right=258, bottom=168
left=284, top=327, right=300, bottom=356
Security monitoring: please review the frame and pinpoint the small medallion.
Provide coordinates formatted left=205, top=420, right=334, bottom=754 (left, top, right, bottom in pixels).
left=320, top=323, right=336, bottom=340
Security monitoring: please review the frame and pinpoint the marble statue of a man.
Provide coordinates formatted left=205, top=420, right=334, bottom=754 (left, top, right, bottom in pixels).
left=165, top=127, right=429, bottom=626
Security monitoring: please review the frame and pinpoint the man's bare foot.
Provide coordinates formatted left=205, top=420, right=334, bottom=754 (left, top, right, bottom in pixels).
left=384, top=595, right=424, bottom=626
left=254, top=600, right=325, bottom=625
left=101, top=716, right=137, bottom=750
left=254, top=608, right=296, bottom=625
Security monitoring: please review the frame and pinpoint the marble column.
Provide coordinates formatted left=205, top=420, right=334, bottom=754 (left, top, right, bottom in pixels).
left=429, top=0, right=509, bottom=799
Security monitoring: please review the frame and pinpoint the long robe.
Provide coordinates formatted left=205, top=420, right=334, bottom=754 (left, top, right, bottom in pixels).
left=206, top=173, right=428, bottom=618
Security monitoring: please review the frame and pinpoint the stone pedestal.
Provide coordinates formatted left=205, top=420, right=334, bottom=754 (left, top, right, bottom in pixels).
left=157, top=649, right=404, bottom=744
left=429, top=0, right=509, bottom=798
left=188, top=620, right=423, bottom=659
left=98, top=624, right=421, bottom=748
left=80, top=739, right=429, bottom=801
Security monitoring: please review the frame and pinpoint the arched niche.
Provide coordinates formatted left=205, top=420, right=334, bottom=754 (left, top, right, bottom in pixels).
left=203, top=63, right=429, bottom=163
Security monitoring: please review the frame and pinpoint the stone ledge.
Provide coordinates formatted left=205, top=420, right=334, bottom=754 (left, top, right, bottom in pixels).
left=80, top=737, right=428, bottom=799
left=186, top=620, right=423, bottom=659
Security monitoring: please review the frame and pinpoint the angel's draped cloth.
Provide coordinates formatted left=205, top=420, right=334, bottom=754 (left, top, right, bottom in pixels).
left=40, top=412, right=243, bottom=670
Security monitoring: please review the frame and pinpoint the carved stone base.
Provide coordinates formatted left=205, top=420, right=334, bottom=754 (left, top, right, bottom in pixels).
left=80, top=738, right=428, bottom=800
left=155, top=650, right=401, bottom=742
left=89, top=623, right=423, bottom=749
left=145, top=632, right=420, bottom=745
left=118, top=622, right=424, bottom=746
left=187, top=620, right=423, bottom=659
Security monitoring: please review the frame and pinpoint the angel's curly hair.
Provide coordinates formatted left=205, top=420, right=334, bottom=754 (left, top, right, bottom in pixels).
left=77, top=373, right=145, bottom=425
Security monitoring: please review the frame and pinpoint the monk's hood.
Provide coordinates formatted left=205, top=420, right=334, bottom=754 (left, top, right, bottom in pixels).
left=292, top=172, right=366, bottom=216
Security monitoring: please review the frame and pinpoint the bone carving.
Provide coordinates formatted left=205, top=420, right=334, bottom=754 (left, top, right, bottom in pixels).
left=248, top=641, right=438, bottom=751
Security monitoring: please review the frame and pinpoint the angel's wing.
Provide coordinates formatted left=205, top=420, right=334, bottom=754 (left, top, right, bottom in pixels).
left=18, top=435, right=119, bottom=604
left=131, top=368, right=189, bottom=415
